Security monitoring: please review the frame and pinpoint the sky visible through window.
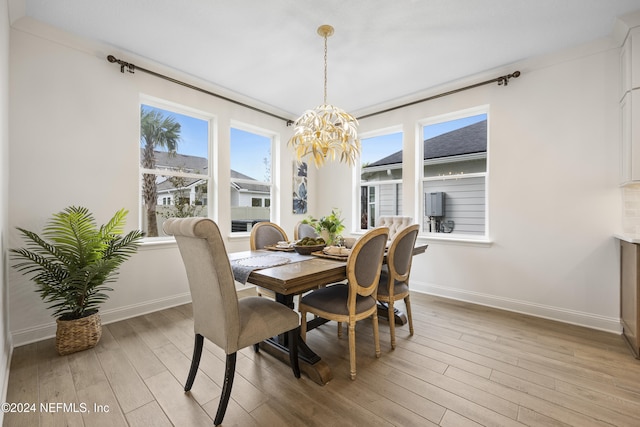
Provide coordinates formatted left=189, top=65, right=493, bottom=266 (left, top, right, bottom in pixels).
left=142, top=104, right=208, bottom=159
left=424, top=114, right=486, bottom=141
left=360, top=114, right=486, bottom=165
left=144, top=105, right=486, bottom=178
left=143, top=105, right=271, bottom=180
left=230, top=128, right=271, bottom=181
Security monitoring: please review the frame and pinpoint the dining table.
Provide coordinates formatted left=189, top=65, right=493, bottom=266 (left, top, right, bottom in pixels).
left=229, top=243, right=428, bottom=385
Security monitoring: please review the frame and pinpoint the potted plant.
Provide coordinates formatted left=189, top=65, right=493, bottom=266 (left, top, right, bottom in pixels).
left=302, top=208, right=345, bottom=245
left=10, top=206, right=143, bottom=355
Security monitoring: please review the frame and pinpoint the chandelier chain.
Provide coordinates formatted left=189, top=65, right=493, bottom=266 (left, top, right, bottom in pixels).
left=323, top=33, right=328, bottom=104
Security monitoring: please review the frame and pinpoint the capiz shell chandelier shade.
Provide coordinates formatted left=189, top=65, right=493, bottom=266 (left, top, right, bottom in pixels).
left=288, top=25, right=360, bottom=168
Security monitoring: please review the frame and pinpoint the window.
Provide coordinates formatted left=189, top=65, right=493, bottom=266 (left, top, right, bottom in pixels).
left=420, top=110, right=488, bottom=237
left=139, top=100, right=211, bottom=238
left=359, top=130, right=403, bottom=230
left=230, top=126, right=274, bottom=233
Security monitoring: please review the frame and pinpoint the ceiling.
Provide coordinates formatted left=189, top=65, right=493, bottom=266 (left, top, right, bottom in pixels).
left=10, top=0, right=640, bottom=119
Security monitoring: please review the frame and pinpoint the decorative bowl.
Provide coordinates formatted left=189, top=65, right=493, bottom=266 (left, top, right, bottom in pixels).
left=293, top=244, right=325, bottom=255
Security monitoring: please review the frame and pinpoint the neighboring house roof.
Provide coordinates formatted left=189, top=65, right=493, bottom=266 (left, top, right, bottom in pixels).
left=157, top=177, right=203, bottom=192
left=146, top=150, right=269, bottom=193
left=149, top=149, right=208, bottom=173
left=365, top=120, right=487, bottom=168
left=230, top=170, right=270, bottom=193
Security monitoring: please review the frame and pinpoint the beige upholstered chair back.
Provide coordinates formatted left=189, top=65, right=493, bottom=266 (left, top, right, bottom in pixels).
left=347, top=227, right=389, bottom=305
left=250, top=222, right=288, bottom=250
left=294, top=221, right=318, bottom=240
left=163, top=218, right=241, bottom=353
left=377, top=216, right=413, bottom=240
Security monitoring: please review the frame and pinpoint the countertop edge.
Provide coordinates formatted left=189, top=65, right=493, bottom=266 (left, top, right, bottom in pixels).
left=615, top=234, right=640, bottom=243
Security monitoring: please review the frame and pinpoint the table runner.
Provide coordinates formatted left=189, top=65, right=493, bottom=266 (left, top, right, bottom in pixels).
left=232, top=254, right=291, bottom=284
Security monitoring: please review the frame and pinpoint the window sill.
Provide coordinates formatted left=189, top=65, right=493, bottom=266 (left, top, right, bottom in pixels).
left=420, top=233, right=493, bottom=247
left=139, top=237, right=177, bottom=250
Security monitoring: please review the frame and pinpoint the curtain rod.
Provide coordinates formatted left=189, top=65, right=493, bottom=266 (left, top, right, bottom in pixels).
left=107, top=55, right=293, bottom=123
left=108, top=54, right=519, bottom=124
left=356, top=71, right=521, bottom=121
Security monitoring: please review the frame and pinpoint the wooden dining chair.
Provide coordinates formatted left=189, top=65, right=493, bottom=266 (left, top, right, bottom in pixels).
left=299, top=226, right=389, bottom=380
left=163, top=217, right=300, bottom=426
left=250, top=221, right=288, bottom=250
left=294, top=221, right=318, bottom=240
left=376, top=224, right=420, bottom=349
left=250, top=221, right=288, bottom=298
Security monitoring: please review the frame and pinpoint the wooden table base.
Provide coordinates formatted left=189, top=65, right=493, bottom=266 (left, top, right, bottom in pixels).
left=258, top=338, right=333, bottom=385
left=377, top=302, right=408, bottom=325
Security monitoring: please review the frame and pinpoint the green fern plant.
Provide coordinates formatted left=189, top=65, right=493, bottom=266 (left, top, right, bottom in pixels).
left=303, top=208, right=345, bottom=236
left=10, top=206, right=143, bottom=320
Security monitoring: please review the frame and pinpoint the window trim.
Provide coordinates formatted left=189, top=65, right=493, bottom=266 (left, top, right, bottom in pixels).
left=353, top=125, right=404, bottom=232
left=139, top=95, right=215, bottom=241
left=229, top=121, right=279, bottom=235
left=417, top=105, right=490, bottom=240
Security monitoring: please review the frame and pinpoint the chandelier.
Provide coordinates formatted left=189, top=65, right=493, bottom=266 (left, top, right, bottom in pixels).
left=288, top=25, right=360, bottom=168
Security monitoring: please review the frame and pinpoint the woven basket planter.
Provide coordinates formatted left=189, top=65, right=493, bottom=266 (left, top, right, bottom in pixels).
left=55, top=311, right=102, bottom=356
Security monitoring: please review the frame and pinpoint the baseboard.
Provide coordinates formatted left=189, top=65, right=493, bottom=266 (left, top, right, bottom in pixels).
left=412, top=281, right=622, bottom=334
left=10, top=292, right=193, bottom=347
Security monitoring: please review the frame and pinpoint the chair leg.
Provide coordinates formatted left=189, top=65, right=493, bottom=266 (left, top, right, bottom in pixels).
left=348, top=322, right=356, bottom=380
left=288, top=328, right=301, bottom=378
left=253, top=343, right=260, bottom=353
left=388, top=300, right=396, bottom=349
left=214, top=353, right=237, bottom=426
left=372, top=312, right=381, bottom=359
left=405, top=295, right=414, bottom=336
left=184, top=334, right=204, bottom=392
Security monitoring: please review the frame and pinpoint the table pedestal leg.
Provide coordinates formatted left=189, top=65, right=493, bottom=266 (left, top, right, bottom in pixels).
left=377, top=302, right=407, bottom=325
left=258, top=293, right=333, bottom=385
left=259, top=338, right=332, bottom=385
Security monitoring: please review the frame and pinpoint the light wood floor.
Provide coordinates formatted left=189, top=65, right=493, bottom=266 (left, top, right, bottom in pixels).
left=4, top=290, right=640, bottom=427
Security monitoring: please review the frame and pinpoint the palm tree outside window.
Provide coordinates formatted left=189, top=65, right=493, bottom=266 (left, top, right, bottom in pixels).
left=139, top=100, right=212, bottom=237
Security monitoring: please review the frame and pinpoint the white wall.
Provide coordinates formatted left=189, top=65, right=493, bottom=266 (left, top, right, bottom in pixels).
left=318, top=40, right=623, bottom=332
left=7, top=15, right=625, bottom=348
left=1, top=0, right=11, bottom=415
left=7, top=17, right=307, bottom=345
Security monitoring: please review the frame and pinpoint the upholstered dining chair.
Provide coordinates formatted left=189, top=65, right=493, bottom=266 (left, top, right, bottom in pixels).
left=299, top=226, right=389, bottom=380
left=377, top=216, right=413, bottom=241
left=250, top=221, right=288, bottom=250
left=163, top=217, right=300, bottom=426
left=250, top=221, right=288, bottom=298
left=294, top=221, right=318, bottom=240
left=376, top=224, right=420, bottom=349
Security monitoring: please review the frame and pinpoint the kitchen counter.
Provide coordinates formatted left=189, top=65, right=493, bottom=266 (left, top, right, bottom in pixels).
left=615, top=234, right=640, bottom=244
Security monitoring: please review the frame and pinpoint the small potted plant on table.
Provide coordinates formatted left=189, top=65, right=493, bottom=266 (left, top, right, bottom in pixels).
left=10, top=206, right=143, bottom=355
left=303, top=208, right=345, bottom=246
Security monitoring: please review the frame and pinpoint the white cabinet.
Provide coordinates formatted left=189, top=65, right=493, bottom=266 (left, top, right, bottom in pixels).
left=620, top=91, right=640, bottom=183
left=620, top=28, right=640, bottom=184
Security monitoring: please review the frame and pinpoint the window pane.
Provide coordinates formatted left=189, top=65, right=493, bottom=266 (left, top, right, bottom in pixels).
left=140, top=105, right=209, bottom=171
left=140, top=103, right=209, bottom=238
left=422, top=113, right=487, bottom=236
left=359, top=131, right=403, bottom=230
left=230, top=127, right=272, bottom=232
